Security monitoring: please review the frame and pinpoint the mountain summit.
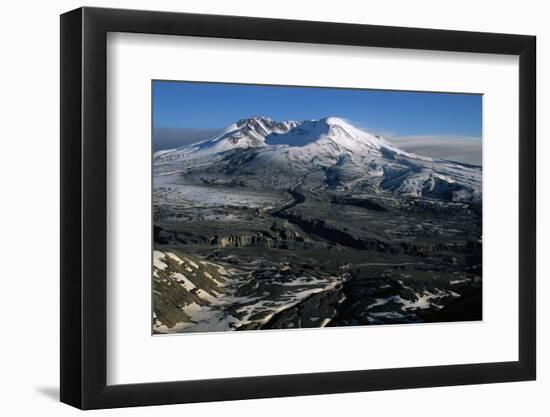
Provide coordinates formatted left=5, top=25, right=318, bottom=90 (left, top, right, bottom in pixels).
left=159, top=116, right=401, bottom=156
left=154, top=116, right=481, bottom=203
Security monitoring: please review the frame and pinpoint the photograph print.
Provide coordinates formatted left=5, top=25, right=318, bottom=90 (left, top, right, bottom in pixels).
left=152, top=81, right=482, bottom=334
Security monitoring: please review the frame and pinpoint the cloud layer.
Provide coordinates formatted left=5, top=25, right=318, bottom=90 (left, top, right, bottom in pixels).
left=387, top=135, right=482, bottom=166
left=153, top=127, right=222, bottom=151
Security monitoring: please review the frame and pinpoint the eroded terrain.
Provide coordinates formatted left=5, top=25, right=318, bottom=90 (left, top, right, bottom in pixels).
left=153, top=183, right=481, bottom=333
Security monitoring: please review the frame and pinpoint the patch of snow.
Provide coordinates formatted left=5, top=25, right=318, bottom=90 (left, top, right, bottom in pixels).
left=173, top=273, right=196, bottom=292
left=166, top=252, right=183, bottom=264
left=187, top=259, right=199, bottom=269
left=153, top=251, right=168, bottom=270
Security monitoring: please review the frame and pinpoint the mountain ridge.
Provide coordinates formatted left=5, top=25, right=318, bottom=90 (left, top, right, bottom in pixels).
left=155, top=116, right=406, bottom=157
left=154, top=116, right=481, bottom=204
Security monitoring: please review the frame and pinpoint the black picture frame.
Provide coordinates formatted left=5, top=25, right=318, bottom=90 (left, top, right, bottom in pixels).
left=60, top=6, right=536, bottom=410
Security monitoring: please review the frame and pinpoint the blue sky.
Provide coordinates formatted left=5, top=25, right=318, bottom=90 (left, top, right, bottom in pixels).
left=152, top=80, right=483, bottom=164
left=153, top=80, right=481, bottom=136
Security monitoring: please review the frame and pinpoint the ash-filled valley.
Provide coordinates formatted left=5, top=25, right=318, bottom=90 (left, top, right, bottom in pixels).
left=152, top=116, right=482, bottom=333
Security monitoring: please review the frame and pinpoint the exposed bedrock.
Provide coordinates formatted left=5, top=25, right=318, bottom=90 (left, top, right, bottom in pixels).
left=210, top=231, right=305, bottom=249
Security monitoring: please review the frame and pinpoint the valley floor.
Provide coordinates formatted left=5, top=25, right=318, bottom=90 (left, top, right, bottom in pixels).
left=152, top=183, right=482, bottom=334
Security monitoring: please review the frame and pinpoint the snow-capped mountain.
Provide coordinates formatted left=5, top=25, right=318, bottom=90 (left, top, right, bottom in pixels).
left=154, top=116, right=481, bottom=203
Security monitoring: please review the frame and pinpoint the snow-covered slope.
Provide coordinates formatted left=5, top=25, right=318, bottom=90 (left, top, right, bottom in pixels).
left=154, top=116, right=481, bottom=203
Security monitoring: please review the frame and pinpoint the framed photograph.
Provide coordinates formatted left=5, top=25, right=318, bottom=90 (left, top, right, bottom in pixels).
left=60, top=6, right=536, bottom=409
